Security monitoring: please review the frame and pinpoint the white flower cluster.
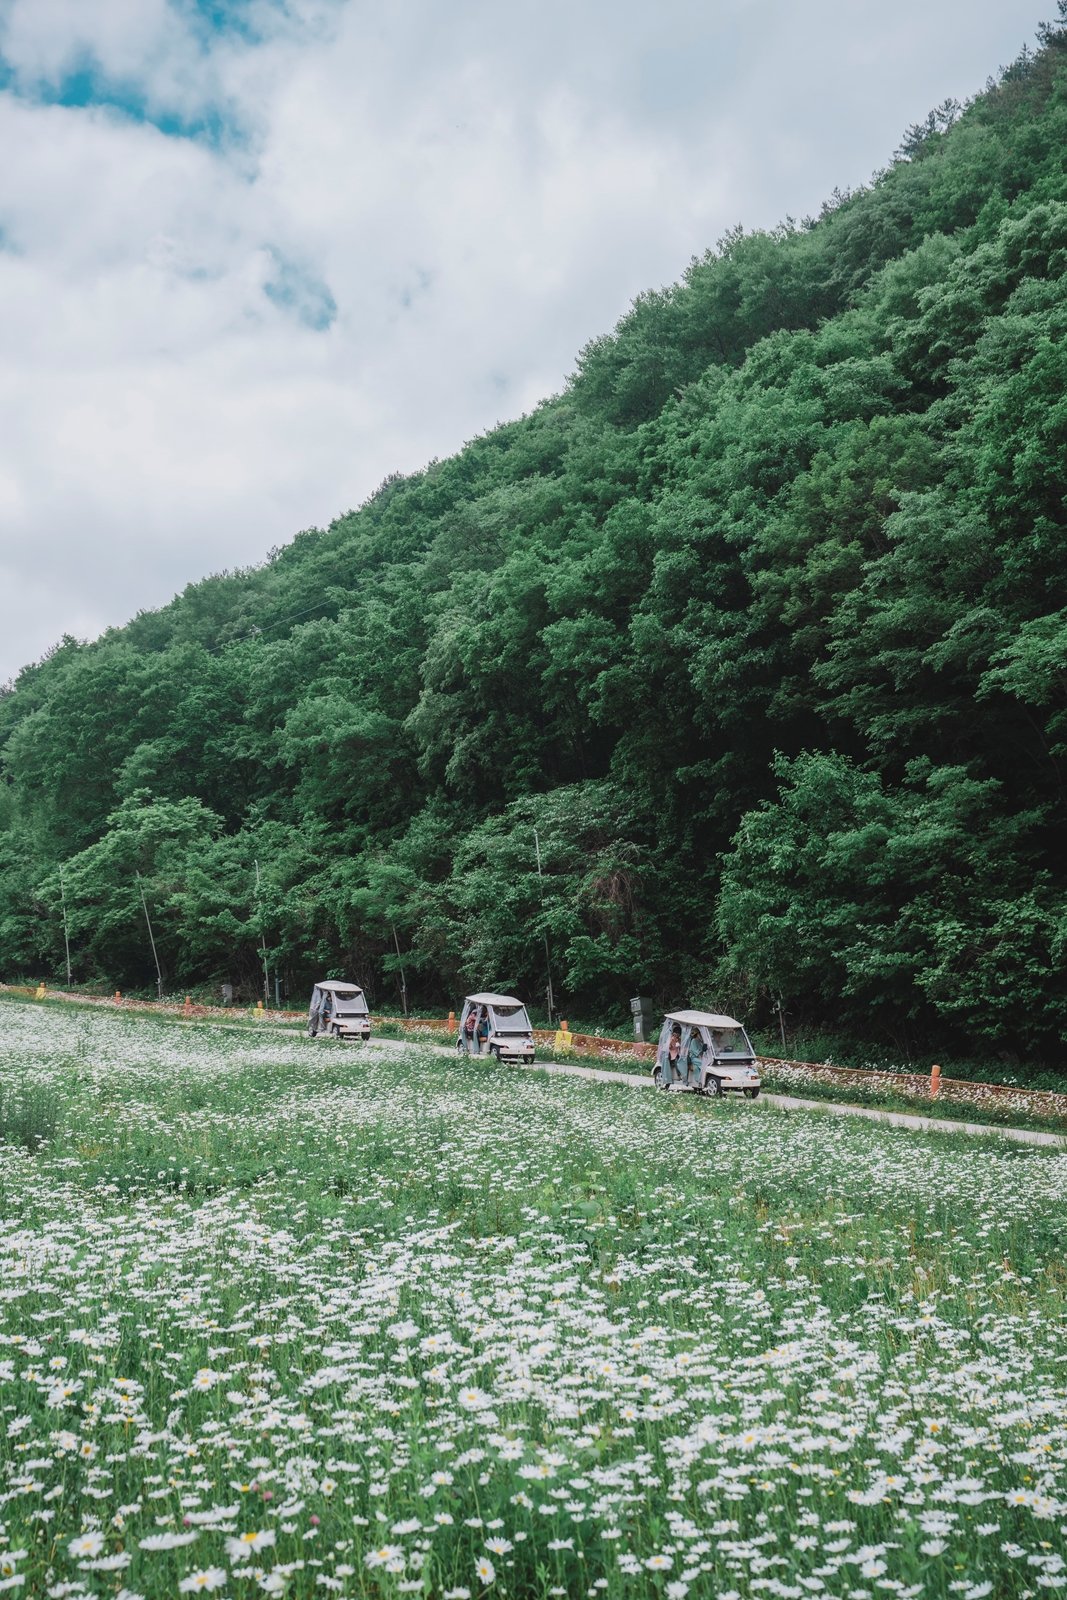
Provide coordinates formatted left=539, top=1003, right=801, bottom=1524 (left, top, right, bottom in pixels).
left=0, top=998, right=1064, bottom=1599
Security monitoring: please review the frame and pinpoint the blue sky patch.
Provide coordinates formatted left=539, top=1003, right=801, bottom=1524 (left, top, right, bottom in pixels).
left=0, top=1, right=314, bottom=148
left=0, top=45, right=243, bottom=149
left=44, top=60, right=238, bottom=147
left=263, top=249, right=338, bottom=331
left=0, top=0, right=345, bottom=152
left=176, top=0, right=276, bottom=48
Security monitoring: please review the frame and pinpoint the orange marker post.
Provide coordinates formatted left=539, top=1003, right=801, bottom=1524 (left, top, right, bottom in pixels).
left=114, top=990, right=122, bottom=1004
left=447, top=1010, right=456, bottom=1031
left=930, top=1063, right=941, bottom=1099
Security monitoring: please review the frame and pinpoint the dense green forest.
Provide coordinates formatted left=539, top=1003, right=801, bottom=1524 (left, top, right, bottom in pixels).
left=3, top=15, right=1067, bottom=1058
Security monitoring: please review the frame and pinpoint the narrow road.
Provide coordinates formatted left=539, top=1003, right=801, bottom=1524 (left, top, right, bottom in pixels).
left=752, top=1089, right=1067, bottom=1148
left=16, top=1000, right=1064, bottom=1152
left=189, top=1024, right=1067, bottom=1148
left=356, top=1036, right=1067, bottom=1151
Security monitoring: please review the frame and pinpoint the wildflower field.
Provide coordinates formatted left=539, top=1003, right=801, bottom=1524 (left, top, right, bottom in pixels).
left=1, top=1001, right=1066, bottom=1600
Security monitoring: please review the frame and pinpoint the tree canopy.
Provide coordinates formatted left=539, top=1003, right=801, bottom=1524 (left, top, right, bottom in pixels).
left=3, top=17, right=1067, bottom=1058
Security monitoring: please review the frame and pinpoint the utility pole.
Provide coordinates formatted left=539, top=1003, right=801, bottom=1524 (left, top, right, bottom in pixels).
left=391, top=923, right=409, bottom=1017
left=254, top=859, right=270, bottom=1008
left=136, top=872, right=164, bottom=1001
left=773, top=994, right=786, bottom=1051
left=532, top=827, right=555, bottom=1026
left=58, top=864, right=72, bottom=989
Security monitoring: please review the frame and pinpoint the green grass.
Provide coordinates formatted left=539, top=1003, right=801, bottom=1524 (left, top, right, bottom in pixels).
left=0, top=1079, right=61, bottom=1151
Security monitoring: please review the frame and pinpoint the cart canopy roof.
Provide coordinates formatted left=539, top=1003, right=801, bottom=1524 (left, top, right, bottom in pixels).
left=666, top=1009, right=743, bottom=1029
left=465, top=992, right=522, bottom=1008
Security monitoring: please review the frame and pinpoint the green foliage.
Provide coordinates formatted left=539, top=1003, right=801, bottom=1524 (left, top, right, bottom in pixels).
left=426, top=781, right=658, bottom=1002
left=3, top=19, right=1067, bottom=1058
left=716, top=753, right=1065, bottom=1052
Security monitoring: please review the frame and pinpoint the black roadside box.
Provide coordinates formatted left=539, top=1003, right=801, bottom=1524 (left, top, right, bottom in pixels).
left=630, top=995, right=654, bottom=1042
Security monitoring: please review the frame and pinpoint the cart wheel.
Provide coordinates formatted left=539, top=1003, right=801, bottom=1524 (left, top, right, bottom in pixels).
left=308, top=1022, right=317, bottom=1038
left=744, top=1087, right=760, bottom=1099
left=524, top=1055, right=534, bottom=1065
left=652, top=1065, right=665, bottom=1089
left=705, top=1077, right=723, bottom=1097
left=489, top=1045, right=501, bottom=1062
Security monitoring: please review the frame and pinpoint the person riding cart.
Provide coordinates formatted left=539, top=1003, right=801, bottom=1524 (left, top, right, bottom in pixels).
left=455, top=994, right=535, bottom=1064
left=652, top=1009, right=761, bottom=1097
left=307, top=981, right=371, bottom=1041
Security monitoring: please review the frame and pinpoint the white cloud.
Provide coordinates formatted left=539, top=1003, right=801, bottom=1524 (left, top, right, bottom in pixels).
left=0, top=0, right=1051, bottom=683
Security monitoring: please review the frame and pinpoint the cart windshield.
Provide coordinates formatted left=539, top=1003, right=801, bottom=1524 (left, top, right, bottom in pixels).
left=709, top=1026, right=752, bottom=1057
left=490, top=1004, right=532, bottom=1034
left=332, top=989, right=368, bottom=1014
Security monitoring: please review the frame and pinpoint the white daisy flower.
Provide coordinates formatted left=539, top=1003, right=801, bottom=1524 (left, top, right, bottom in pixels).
left=178, top=1573, right=228, bottom=1595
left=224, top=1530, right=275, bottom=1559
left=67, top=1533, right=105, bottom=1559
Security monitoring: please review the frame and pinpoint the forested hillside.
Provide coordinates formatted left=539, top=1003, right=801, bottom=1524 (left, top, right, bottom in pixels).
left=3, top=16, right=1067, bottom=1058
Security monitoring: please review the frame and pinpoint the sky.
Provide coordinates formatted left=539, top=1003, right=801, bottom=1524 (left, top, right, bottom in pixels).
left=0, top=0, right=1053, bottom=685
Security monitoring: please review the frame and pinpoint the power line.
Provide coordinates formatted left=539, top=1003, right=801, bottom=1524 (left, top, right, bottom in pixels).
left=235, top=596, right=341, bottom=643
